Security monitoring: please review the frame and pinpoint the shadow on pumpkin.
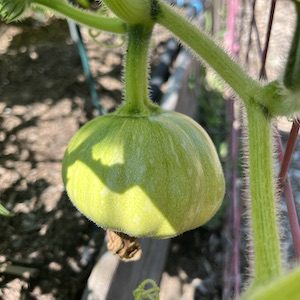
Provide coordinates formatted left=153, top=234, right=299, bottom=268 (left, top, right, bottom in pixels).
left=62, top=114, right=223, bottom=238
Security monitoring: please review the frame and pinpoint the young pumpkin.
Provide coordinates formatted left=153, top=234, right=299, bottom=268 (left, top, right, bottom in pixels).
left=1, top=0, right=225, bottom=239
left=62, top=18, right=225, bottom=239
left=62, top=108, right=225, bottom=238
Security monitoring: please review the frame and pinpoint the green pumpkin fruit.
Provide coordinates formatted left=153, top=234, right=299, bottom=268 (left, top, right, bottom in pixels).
left=62, top=110, right=225, bottom=238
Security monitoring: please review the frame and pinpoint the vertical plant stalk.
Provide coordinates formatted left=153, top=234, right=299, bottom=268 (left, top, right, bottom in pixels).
left=259, top=0, right=277, bottom=79
left=254, top=0, right=300, bottom=261
left=277, top=0, right=300, bottom=259
left=245, top=0, right=264, bottom=65
left=156, top=0, right=283, bottom=286
left=246, top=104, right=282, bottom=285
left=279, top=121, right=300, bottom=184
left=277, top=122, right=300, bottom=259
left=119, top=25, right=156, bottom=115
left=245, top=0, right=256, bottom=64
left=283, top=180, right=300, bottom=259
left=243, top=0, right=285, bottom=283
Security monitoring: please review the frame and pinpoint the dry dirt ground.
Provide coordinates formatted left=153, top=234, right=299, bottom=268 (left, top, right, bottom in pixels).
left=0, top=13, right=226, bottom=299
left=0, top=19, right=111, bottom=299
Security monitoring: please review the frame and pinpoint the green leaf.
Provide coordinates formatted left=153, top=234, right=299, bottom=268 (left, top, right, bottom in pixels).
left=76, top=0, right=91, bottom=9
left=244, top=267, right=300, bottom=300
left=0, top=0, right=31, bottom=22
left=0, top=203, right=12, bottom=217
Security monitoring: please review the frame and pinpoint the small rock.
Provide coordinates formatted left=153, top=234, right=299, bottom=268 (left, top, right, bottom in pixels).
left=48, top=262, right=62, bottom=271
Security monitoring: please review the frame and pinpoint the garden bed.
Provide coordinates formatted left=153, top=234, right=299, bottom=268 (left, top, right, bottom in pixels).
left=0, top=16, right=227, bottom=299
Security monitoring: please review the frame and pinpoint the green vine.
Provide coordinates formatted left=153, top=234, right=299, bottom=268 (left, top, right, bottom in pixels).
left=0, top=0, right=127, bottom=34
left=246, top=103, right=282, bottom=285
left=101, top=0, right=285, bottom=288
left=102, top=0, right=154, bottom=25
left=34, top=0, right=127, bottom=33
left=156, top=0, right=260, bottom=104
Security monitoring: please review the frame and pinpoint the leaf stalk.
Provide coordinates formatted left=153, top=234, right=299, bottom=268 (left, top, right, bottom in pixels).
left=33, top=0, right=127, bottom=34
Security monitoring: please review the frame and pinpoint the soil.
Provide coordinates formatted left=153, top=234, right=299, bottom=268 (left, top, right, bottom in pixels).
left=0, top=18, right=110, bottom=300
left=0, top=14, right=226, bottom=299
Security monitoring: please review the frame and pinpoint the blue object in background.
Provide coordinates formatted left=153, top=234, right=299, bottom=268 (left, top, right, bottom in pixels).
left=176, top=0, right=204, bottom=13
left=177, top=0, right=185, bottom=7
left=68, top=20, right=103, bottom=115
left=67, top=0, right=103, bottom=116
left=191, top=0, right=204, bottom=13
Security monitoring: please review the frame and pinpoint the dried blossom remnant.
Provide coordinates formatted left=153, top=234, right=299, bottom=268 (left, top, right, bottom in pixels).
left=106, top=230, right=142, bottom=261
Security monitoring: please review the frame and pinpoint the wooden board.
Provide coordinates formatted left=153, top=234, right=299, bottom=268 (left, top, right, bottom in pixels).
left=82, top=238, right=169, bottom=300
left=107, top=238, right=169, bottom=300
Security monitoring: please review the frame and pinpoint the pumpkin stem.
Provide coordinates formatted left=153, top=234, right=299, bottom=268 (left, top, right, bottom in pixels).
left=117, top=25, right=161, bottom=116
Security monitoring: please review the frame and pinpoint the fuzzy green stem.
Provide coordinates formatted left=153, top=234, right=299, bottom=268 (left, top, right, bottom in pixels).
left=246, top=103, right=282, bottom=286
left=157, top=0, right=261, bottom=103
left=102, top=0, right=153, bottom=25
left=33, top=0, right=127, bottom=34
left=255, top=81, right=300, bottom=117
left=117, top=25, right=159, bottom=115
